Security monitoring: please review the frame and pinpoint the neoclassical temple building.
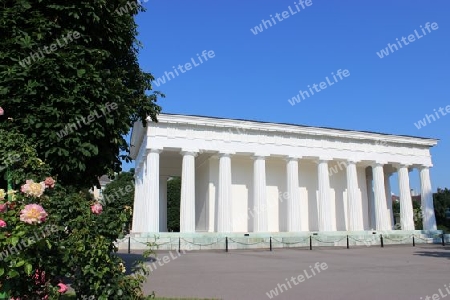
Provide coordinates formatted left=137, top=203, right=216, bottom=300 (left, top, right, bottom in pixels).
left=130, top=114, right=437, bottom=234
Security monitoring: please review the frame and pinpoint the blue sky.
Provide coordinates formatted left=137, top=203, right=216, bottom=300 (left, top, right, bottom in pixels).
left=123, top=0, right=450, bottom=194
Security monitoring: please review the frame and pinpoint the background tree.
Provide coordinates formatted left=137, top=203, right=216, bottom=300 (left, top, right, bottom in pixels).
left=167, top=177, right=181, bottom=232
left=433, top=188, right=450, bottom=231
left=393, top=199, right=424, bottom=230
left=102, top=170, right=135, bottom=234
left=0, top=0, right=163, bottom=188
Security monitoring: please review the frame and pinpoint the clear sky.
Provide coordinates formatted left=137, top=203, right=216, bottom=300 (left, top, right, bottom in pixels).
left=123, top=0, right=450, bottom=194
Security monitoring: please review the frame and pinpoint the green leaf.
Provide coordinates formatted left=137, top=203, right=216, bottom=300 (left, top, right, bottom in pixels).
left=77, top=69, right=86, bottom=77
left=7, top=269, right=20, bottom=278
left=11, top=237, right=19, bottom=246
left=24, top=263, right=33, bottom=275
left=16, top=260, right=25, bottom=267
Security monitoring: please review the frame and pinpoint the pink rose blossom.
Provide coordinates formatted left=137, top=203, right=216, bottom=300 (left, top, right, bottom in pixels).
left=91, top=203, right=103, bottom=215
left=44, top=177, right=55, bottom=188
left=34, top=269, right=46, bottom=285
left=21, top=180, right=46, bottom=197
left=0, top=107, right=3, bottom=115
left=0, top=203, right=7, bottom=213
left=0, top=219, right=6, bottom=227
left=57, top=282, right=68, bottom=294
left=20, top=204, right=48, bottom=224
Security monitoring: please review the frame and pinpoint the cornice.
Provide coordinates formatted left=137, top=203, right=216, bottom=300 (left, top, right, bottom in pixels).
left=130, top=120, right=146, bottom=159
left=156, top=114, right=438, bottom=148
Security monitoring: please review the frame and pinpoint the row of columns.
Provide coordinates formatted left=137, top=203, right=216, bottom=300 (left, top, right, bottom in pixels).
left=368, top=164, right=435, bottom=231
left=133, top=149, right=437, bottom=233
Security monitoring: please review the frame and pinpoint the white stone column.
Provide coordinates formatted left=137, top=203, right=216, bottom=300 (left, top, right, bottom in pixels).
left=420, top=166, right=437, bottom=230
left=366, top=170, right=376, bottom=230
left=318, top=159, right=333, bottom=231
left=132, top=170, right=141, bottom=232
left=346, top=160, right=364, bottom=231
left=396, top=165, right=415, bottom=230
left=143, top=149, right=161, bottom=232
left=286, top=156, right=301, bottom=232
left=372, top=162, right=389, bottom=231
left=253, top=155, right=268, bottom=232
left=137, top=167, right=145, bottom=231
left=384, top=172, right=394, bottom=229
left=217, top=152, right=233, bottom=232
left=180, top=151, right=197, bottom=233
left=159, top=176, right=168, bottom=232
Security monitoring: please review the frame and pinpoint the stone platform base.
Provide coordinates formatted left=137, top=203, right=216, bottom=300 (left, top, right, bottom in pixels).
left=115, top=230, right=443, bottom=251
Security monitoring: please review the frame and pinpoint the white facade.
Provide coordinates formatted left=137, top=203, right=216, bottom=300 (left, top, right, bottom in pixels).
left=130, top=114, right=438, bottom=234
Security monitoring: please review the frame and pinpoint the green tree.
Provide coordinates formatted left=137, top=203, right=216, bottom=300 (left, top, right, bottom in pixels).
left=0, top=0, right=162, bottom=188
left=167, top=177, right=181, bottom=232
left=433, top=188, right=450, bottom=231
left=102, top=170, right=135, bottom=234
left=391, top=199, right=422, bottom=229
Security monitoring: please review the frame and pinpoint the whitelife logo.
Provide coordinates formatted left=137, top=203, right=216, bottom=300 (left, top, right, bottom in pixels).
left=250, top=0, right=313, bottom=35
left=376, top=22, right=438, bottom=59
left=288, top=69, right=350, bottom=106
left=152, top=50, right=215, bottom=87
left=56, top=102, right=118, bottom=139
left=19, top=31, right=81, bottom=67
left=265, top=262, right=328, bottom=298
left=414, top=105, right=450, bottom=129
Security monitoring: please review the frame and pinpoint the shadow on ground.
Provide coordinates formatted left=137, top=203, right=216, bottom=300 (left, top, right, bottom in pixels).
left=414, top=245, right=450, bottom=259
left=116, top=253, right=156, bottom=275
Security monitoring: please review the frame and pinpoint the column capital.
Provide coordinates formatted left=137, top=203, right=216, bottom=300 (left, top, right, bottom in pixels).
left=313, top=157, right=332, bottom=164
left=180, top=150, right=198, bottom=156
left=285, top=155, right=302, bottom=162
left=419, top=164, right=432, bottom=170
left=252, top=153, right=269, bottom=159
left=392, top=163, right=410, bottom=169
left=319, top=156, right=333, bottom=161
left=218, top=151, right=235, bottom=156
left=346, top=159, right=360, bottom=164
left=371, top=161, right=387, bottom=167
left=147, top=148, right=163, bottom=154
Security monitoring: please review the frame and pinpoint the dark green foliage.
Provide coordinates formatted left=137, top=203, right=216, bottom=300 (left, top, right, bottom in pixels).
left=0, top=0, right=162, bottom=188
left=0, top=128, right=52, bottom=187
left=433, top=188, right=450, bottom=231
left=167, top=177, right=181, bottom=232
left=0, top=129, right=149, bottom=298
left=102, top=171, right=135, bottom=234
left=392, top=199, right=423, bottom=230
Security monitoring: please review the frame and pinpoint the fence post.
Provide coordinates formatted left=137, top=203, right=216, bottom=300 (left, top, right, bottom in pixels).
left=309, top=236, right=312, bottom=250
left=178, top=237, right=181, bottom=253
left=346, top=235, right=349, bottom=249
left=128, top=236, right=131, bottom=254
left=412, top=236, right=415, bottom=247
left=270, top=237, right=272, bottom=252
left=442, top=233, right=445, bottom=246
left=380, top=234, right=384, bottom=248
left=226, top=237, right=228, bottom=252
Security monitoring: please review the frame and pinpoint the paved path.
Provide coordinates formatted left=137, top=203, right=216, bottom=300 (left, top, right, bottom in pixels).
left=120, top=245, right=450, bottom=300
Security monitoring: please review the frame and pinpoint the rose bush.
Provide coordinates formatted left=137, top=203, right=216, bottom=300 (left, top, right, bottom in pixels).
left=0, top=116, right=151, bottom=298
